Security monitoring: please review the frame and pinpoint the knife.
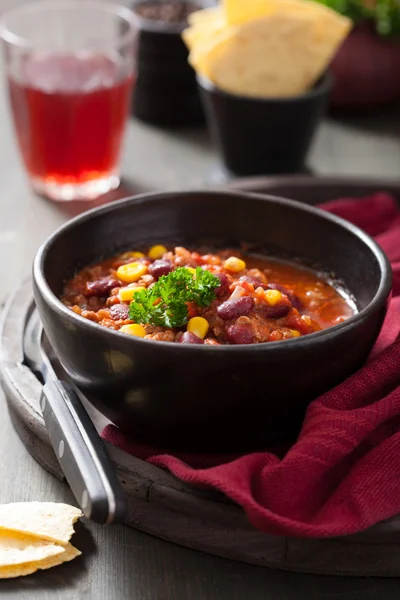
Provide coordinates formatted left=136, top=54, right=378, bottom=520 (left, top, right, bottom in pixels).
left=23, top=310, right=127, bottom=524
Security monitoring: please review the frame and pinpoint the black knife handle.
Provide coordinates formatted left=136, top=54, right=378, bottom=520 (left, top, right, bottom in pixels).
left=41, top=380, right=127, bottom=524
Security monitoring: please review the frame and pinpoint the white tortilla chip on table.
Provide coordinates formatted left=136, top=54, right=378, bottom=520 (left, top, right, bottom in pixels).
left=0, top=531, right=65, bottom=567
left=0, top=542, right=81, bottom=579
left=0, top=502, right=82, bottom=545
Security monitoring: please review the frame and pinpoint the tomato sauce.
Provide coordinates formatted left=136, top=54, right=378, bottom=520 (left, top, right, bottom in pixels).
left=61, top=245, right=355, bottom=345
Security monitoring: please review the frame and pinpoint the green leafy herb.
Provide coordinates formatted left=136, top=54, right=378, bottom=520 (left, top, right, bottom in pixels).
left=128, top=267, right=220, bottom=328
left=314, top=0, right=400, bottom=38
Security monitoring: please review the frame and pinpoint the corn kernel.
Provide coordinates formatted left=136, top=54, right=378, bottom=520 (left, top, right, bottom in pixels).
left=223, top=256, right=246, bottom=273
left=264, top=289, right=282, bottom=306
left=116, top=262, right=147, bottom=283
left=120, top=324, right=146, bottom=338
left=186, top=267, right=196, bottom=276
left=148, top=245, right=167, bottom=260
left=289, top=329, right=301, bottom=338
left=187, top=316, right=209, bottom=340
left=120, top=251, right=145, bottom=259
left=118, top=286, right=145, bottom=302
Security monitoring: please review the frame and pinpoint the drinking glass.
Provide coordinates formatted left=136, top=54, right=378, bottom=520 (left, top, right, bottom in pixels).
left=1, top=1, right=138, bottom=201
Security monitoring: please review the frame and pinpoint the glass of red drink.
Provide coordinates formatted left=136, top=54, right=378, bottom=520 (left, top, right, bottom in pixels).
left=1, top=1, right=137, bottom=201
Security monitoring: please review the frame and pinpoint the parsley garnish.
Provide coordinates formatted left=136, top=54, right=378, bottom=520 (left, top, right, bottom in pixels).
left=128, top=267, right=220, bottom=328
left=314, top=0, right=400, bottom=38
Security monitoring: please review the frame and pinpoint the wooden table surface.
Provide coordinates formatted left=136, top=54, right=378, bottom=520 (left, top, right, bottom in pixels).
left=1, top=1, right=400, bottom=598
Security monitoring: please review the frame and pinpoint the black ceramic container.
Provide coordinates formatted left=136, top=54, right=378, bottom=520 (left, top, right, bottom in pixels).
left=198, top=73, right=332, bottom=176
left=33, top=190, right=391, bottom=452
left=131, top=0, right=214, bottom=126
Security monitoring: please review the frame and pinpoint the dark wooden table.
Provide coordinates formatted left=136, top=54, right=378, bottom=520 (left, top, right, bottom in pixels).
left=2, top=393, right=400, bottom=600
left=1, top=1, right=400, bottom=597
left=2, top=392, right=400, bottom=600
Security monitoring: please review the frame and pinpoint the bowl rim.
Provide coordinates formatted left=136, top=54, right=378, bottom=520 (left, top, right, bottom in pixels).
left=33, top=188, right=392, bottom=353
left=197, top=71, right=333, bottom=104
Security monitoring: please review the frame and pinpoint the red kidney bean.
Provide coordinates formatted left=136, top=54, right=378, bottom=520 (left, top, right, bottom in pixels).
left=110, top=303, right=130, bottom=321
left=148, top=259, right=174, bottom=279
left=268, top=283, right=302, bottom=310
left=217, top=296, right=255, bottom=320
left=258, top=303, right=290, bottom=319
left=239, top=275, right=268, bottom=289
left=226, top=323, right=255, bottom=344
left=179, top=331, right=204, bottom=344
left=214, top=272, right=230, bottom=297
left=87, top=296, right=104, bottom=311
left=85, top=277, right=119, bottom=297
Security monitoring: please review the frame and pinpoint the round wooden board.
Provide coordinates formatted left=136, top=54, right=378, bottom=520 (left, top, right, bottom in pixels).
left=224, top=174, right=400, bottom=205
left=2, top=176, right=400, bottom=577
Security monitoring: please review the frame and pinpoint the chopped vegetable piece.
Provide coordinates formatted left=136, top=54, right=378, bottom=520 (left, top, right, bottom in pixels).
left=120, top=324, right=146, bottom=337
left=187, top=316, right=209, bottom=339
left=116, top=262, right=147, bottom=283
left=119, top=251, right=145, bottom=259
left=264, top=289, right=283, bottom=306
left=223, top=256, right=246, bottom=273
left=118, top=286, right=145, bottom=302
left=148, top=245, right=167, bottom=260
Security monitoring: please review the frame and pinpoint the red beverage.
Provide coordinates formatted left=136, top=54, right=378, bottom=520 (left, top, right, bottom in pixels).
left=8, top=52, right=134, bottom=198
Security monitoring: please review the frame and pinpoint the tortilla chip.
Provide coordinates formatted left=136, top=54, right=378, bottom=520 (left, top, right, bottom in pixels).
left=224, top=0, right=350, bottom=26
left=0, top=531, right=66, bottom=567
left=194, top=11, right=350, bottom=97
left=184, top=0, right=351, bottom=97
left=188, top=25, right=238, bottom=78
left=223, top=0, right=277, bottom=25
left=195, top=14, right=315, bottom=97
left=187, top=6, right=224, bottom=26
left=182, top=17, right=226, bottom=52
left=0, top=503, right=83, bottom=545
left=0, top=543, right=81, bottom=579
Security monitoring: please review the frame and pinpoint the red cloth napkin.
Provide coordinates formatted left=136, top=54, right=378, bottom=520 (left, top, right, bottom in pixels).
left=103, top=193, right=400, bottom=538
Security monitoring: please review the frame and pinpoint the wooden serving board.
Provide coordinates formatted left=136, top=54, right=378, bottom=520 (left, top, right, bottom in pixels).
left=225, top=174, right=400, bottom=205
left=1, top=176, right=400, bottom=577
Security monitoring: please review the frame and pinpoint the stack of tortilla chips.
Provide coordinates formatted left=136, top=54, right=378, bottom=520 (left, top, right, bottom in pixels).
left=0, top=502, right=82, bottom=578
left=183, top=0, right=352, bottom=98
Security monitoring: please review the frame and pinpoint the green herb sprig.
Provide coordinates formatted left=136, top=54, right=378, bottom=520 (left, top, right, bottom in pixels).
left=128, top=267, right=220, bottom=328
left=314, top=0, right=400, bottom=38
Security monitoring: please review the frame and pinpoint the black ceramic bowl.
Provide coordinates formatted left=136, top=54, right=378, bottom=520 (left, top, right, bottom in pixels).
left=33, top=190, right=391, bottom=452
left=198, top=73, right=332, bottom=176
